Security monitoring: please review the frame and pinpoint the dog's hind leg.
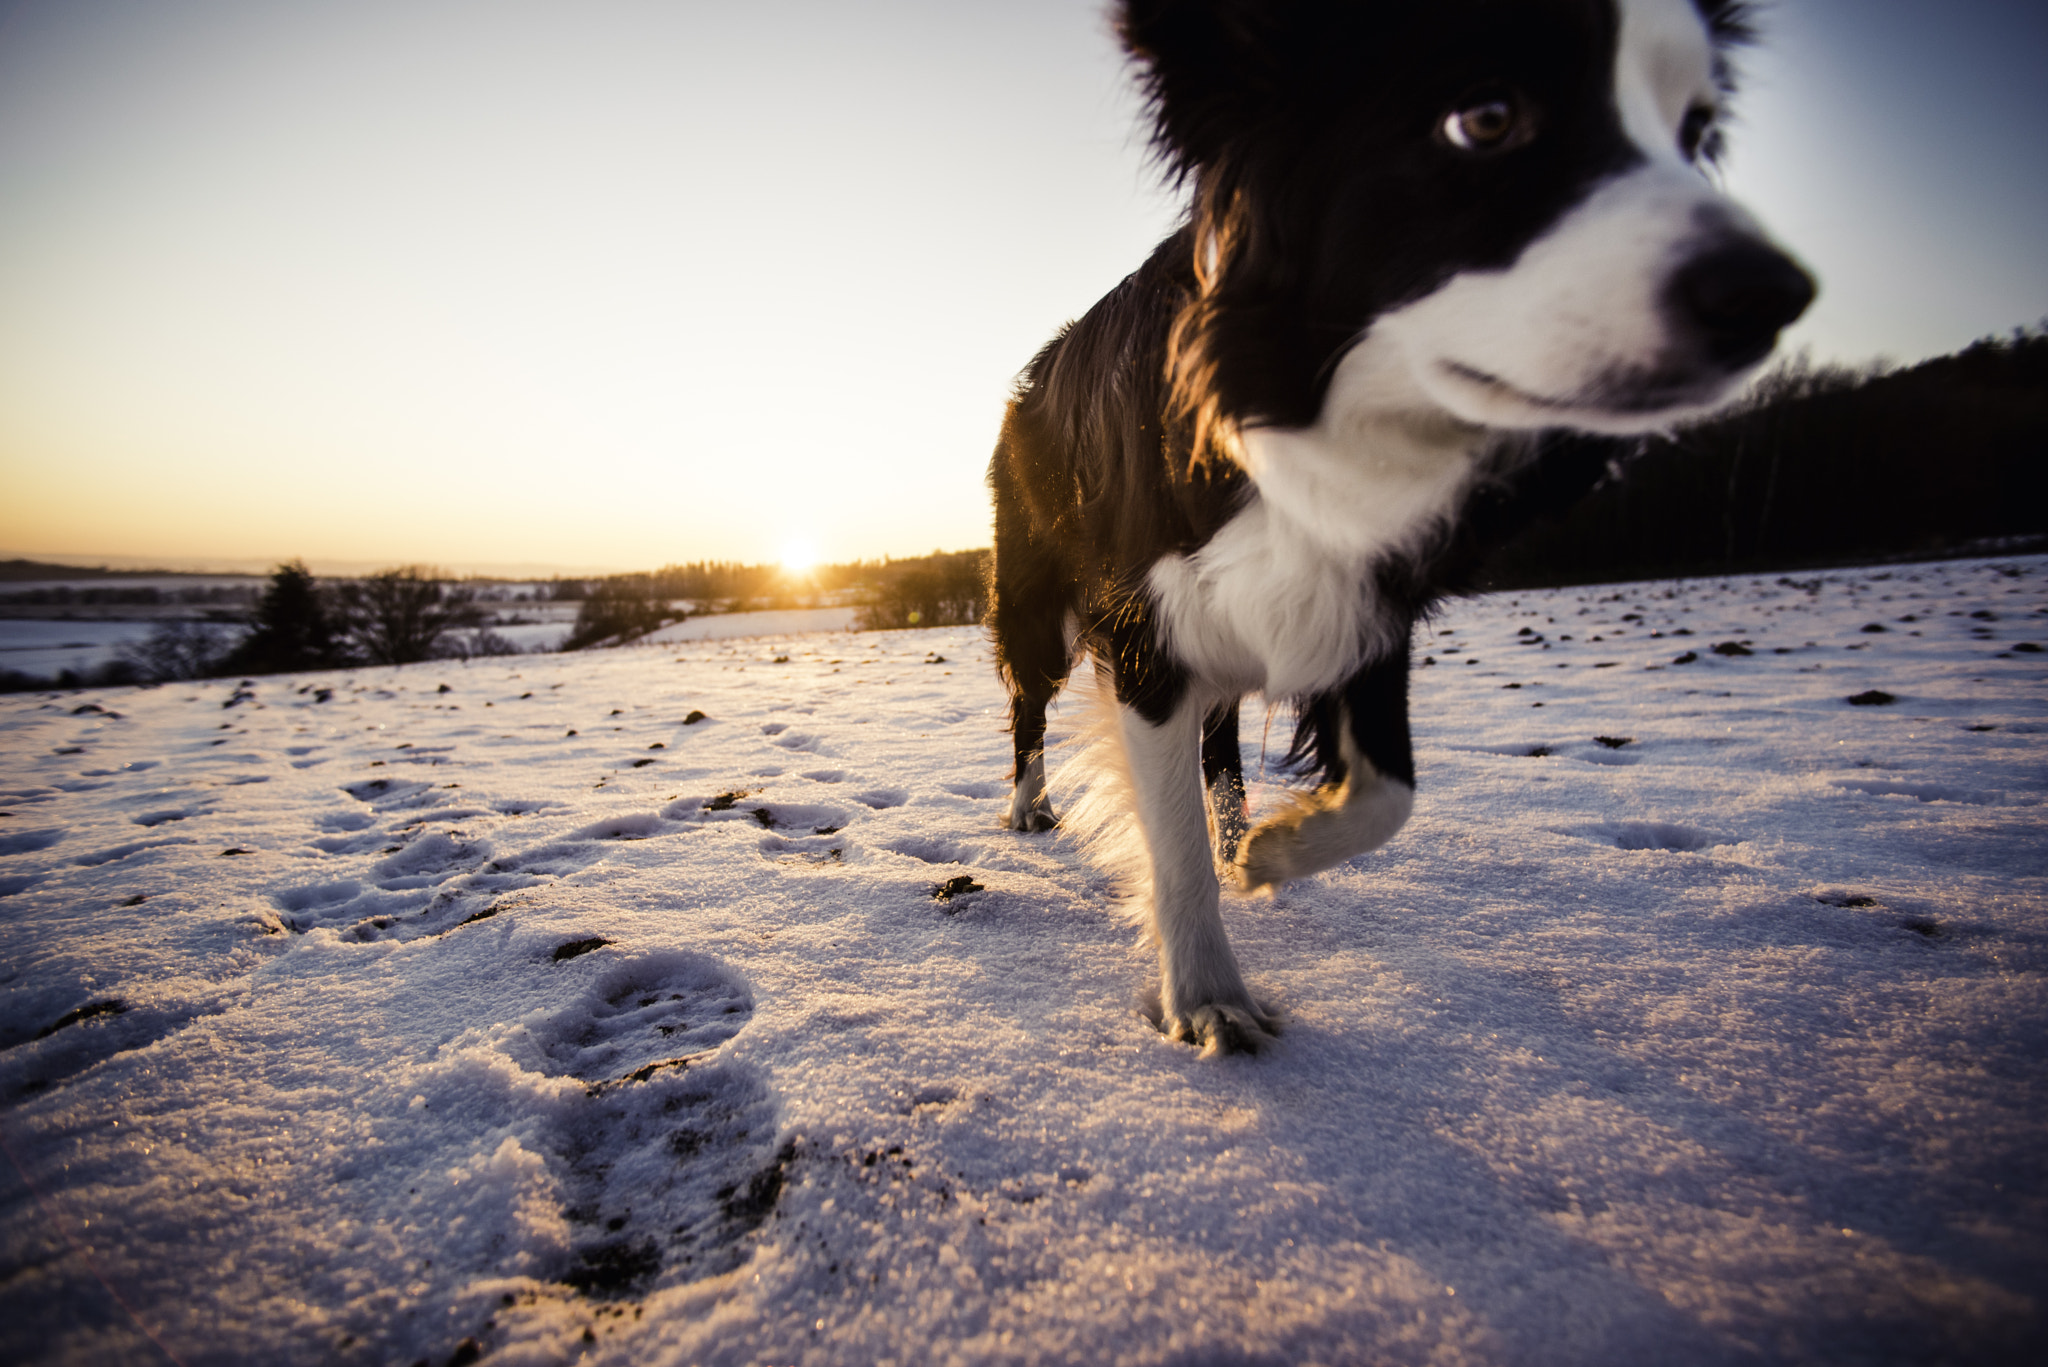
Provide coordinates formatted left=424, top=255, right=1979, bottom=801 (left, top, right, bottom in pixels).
left=987, top=431, right=1072, bottom=833
left=1201, top=700, right=1248, bottom=863
left=1122, top=695, right=1277, bottom=1055
left=1239, top=646, right=1416, bottom=890
left=1006, top=692, right=1058, bottom=831
left=992, top=593, right=1065, bottom=832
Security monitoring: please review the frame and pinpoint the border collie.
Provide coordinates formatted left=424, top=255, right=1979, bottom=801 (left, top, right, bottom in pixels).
left=984, top=0, right=1813, bottom=1055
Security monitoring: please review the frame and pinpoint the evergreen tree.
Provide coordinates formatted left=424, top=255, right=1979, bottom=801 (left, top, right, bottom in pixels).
left=225, top=559, right=344, bottom=674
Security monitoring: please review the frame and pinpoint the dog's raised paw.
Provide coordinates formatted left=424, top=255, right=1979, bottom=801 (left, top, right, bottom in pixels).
left=1236, top=810, right=1316, bottom=889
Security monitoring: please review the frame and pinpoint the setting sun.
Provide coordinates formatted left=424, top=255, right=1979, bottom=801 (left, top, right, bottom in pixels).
left=780, top=540, right=818, bottom=574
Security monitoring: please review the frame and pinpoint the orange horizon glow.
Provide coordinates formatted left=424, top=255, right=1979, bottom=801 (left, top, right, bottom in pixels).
left=1, top=1, right=2037, bottom=570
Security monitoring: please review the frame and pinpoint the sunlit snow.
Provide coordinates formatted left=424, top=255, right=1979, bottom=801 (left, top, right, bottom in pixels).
left=2, top=558, right=2043, bottom=1365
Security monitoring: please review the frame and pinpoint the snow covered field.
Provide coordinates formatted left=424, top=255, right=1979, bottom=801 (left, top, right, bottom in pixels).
left=0, top=607, right=865, bottom=677
left=1, top=557, right=2042, bottom=1366
left=0, top=620, right=172, bottom=681
left=642, top=607, right=861, bottom=646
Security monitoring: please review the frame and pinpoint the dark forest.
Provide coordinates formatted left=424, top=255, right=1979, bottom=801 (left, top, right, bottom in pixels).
left=1480, top=329, right=2048, bottom=588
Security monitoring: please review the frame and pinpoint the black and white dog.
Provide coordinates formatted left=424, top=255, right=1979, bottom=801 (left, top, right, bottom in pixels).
left=985, top=0, right=1812, bottom=1054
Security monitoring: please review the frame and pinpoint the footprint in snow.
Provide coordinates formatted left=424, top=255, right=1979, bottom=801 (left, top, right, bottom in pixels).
left=667, top=793, right=851, bottom=831
left=341, top=776, right=438, bottom=810
left=940, top=781, right=1008, bottom=800
left=0, top=828, right=66, bottom=856
left=758, top=832, right=848, bottom=865
left=273, top=879, right=366, bottom=917
left=879, top=834, right=981, bottom=867
left=517, top=950, right=787, bottom=1297
left=371, top=830, right=492, bottom=884
left=1567, top=821, right=1735, bottom=853
left=131, top=804, right=209, bottom=828
left=528, top=950, right=753, bottom=1087
left=73, top=837, right=196, bottom=868
left=1831, top=778, right=2008, bottom=806
left=282, top=805, right=708, bottom=939
left=273, top=827, right=494, bottom=937
left=569, top=813, right=672, bottom=841
left=314, top=809, right=374, bottom=833
left=0, top=994, right=208, bottom=1099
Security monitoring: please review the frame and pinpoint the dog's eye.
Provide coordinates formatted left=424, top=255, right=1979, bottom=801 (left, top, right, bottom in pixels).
left=1440, top=92, right=1529, bottom=153
left=1678, top=102, right=1718, bottom=161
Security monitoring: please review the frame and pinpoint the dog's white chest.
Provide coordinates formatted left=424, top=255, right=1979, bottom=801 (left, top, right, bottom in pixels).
left=1146, top=435, right=1480, bottom=699
left=1145, top=335, right=1486, bottom=699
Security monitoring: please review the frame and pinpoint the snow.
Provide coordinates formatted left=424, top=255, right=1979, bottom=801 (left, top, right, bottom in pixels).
left=1, top=557, right=2042, bottom=1366
left=0, top=620, right=179, bottom=678
left=641, top=607, right=861, bottom=645
left=0, top=606, right=861, bottom=674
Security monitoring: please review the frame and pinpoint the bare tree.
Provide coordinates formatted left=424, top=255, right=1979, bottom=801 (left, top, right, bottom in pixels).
left=117, top=620, right=237, bottom=682
left=333, top=566, right=483, bottom=665
left=563, top=577, right=682, bottom=650
left=855, top=550, right=988, bottom=630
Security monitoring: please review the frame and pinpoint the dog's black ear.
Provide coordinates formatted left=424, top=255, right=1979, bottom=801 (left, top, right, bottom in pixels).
left=1691, top=0, right=1753, bottom=101
left=1693, top=0, right=1754, bottom=48
left=1116, top=0, right=1307, bottom=181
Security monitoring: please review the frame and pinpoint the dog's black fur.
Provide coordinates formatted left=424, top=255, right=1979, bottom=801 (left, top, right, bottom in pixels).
left=984, top=0, right=1810, bottom=1054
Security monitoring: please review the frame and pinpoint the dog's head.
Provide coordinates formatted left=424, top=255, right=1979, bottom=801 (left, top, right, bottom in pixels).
left=1122, top=0, right=1815, bottom=439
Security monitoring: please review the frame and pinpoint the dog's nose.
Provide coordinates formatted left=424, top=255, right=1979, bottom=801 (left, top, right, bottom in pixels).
left=1670, top=242, right=1816, bottom=369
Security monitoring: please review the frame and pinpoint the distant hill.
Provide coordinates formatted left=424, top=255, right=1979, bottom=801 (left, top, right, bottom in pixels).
left=0, top=558, right=196, bottom=582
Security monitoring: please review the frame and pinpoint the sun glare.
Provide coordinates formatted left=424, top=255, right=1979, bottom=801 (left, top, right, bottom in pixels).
left=780, top=540, right=818, bottom=575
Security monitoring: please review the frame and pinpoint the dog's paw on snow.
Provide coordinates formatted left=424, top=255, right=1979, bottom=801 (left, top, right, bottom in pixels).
left=1140, top=985, right=1281, bottom=1058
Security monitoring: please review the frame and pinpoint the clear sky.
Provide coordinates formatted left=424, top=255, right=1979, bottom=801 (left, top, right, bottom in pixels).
left=1, top=0, right=2042, bottom=575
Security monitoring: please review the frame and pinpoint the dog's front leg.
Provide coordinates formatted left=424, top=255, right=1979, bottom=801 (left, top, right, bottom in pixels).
left=1121, top=696, right=1277, bottom=1055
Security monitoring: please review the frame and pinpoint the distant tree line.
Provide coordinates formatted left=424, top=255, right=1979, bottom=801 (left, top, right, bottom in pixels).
left=545, top=561, right=791, bottom=604
left=853, top=550, right=988, bottom=630
left=560, top=578, right=686, bottom=650
left=0, top=563, right=518, bottom=691
left=0, top=582, right=258, bottom=608
left=1479, top=328, right=2048, bottom=588
left=559, top=550, right=991, bottom=642
left=0, top=558, right=190, bottom=582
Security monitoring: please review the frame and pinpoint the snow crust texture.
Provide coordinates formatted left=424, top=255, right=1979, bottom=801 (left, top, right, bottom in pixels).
left=1, top=558, right=2044, bottom=1366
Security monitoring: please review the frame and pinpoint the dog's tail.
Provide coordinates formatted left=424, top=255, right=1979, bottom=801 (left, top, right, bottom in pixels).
left=1045, top=664, right=1159, bottom=937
